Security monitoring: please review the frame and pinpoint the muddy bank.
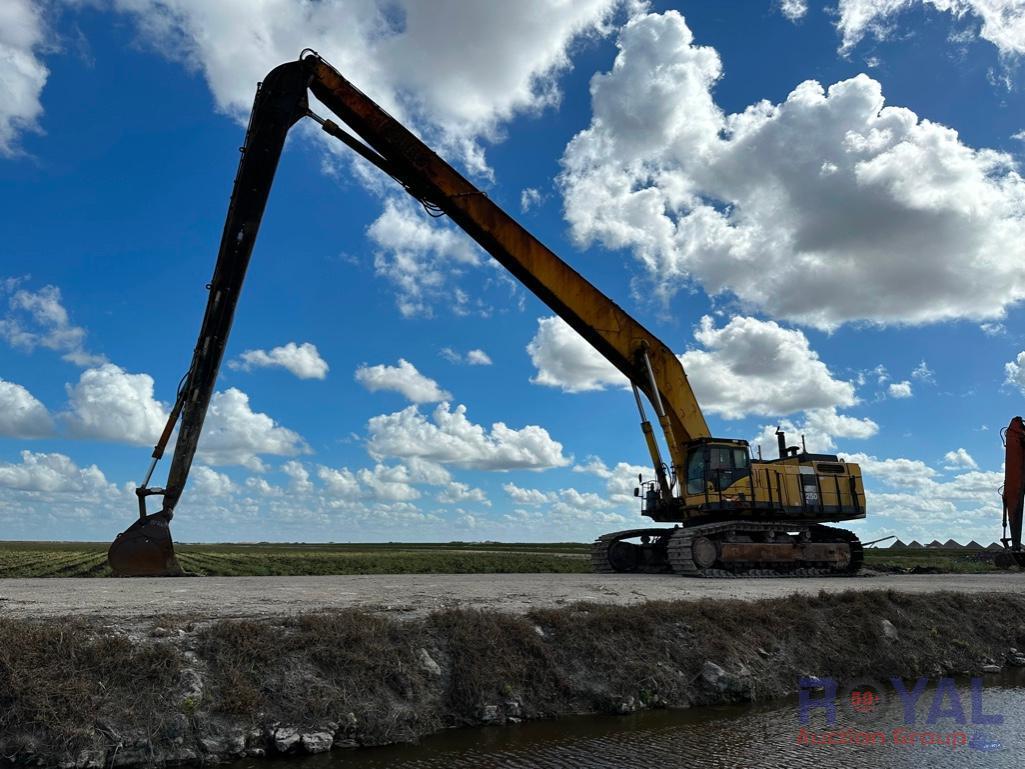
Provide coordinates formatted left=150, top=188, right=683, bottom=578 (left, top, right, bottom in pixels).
left=3, top=590, right=1025, bottom=768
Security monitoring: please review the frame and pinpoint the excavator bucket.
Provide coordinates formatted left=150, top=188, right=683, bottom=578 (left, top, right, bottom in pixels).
left=107, top=512, right=185, bottom=577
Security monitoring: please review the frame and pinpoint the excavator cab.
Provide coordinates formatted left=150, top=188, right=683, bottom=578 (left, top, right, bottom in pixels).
left=684, top=440, right=752, bottom=496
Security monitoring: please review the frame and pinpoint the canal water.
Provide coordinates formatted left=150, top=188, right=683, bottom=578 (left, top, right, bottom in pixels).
left=232, top=671, right=1025, bottom=768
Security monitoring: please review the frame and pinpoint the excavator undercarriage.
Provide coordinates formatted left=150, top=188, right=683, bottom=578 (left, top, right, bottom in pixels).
left=590, top=428, right=866, bottom=576
left=592, top=523, right=863, bottom=578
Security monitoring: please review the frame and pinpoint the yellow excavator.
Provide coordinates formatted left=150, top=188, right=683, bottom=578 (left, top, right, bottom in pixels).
left=108, top=51, right=866, bottom=578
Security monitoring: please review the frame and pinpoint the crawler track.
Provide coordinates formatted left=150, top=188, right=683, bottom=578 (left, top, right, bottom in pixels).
left=593, top=523, right=863, bottom=577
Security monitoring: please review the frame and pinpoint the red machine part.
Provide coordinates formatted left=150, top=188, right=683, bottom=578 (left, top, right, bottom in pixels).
left=997, top=416, right=1025, bottom=568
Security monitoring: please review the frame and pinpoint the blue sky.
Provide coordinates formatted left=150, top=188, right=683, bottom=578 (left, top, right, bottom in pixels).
left=1, top=0, right=1024, bottom=544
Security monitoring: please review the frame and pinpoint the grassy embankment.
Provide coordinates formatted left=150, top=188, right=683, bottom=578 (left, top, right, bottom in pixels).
left=0, top=541, right=1005, bottom=577
left=1, top=590, right=1024, bottom=767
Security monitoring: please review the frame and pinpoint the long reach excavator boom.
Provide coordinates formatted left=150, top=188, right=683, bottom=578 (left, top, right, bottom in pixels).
left=108, top=52, right=866, bottom=578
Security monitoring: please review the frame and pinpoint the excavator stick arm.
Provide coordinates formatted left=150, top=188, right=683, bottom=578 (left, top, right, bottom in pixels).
left=108, top=61, right=310, bottom=576
left=161, top=62, right=311, bottom=515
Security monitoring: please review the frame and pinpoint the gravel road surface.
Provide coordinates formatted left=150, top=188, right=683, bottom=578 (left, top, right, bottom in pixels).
left=2, top=572, right=1024, bottom=620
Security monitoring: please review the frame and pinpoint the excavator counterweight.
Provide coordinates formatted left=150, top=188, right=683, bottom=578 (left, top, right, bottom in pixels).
left=109, top=51, right=868, bottom=577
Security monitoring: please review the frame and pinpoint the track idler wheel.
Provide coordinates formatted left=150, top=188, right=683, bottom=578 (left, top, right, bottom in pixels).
left=107, top=512, right=185, bottom=577
left=606, top=541, right=640, bottom=572
left=691, top=536, right=717, bottom=569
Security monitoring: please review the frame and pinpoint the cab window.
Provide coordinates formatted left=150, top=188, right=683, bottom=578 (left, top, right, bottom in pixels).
left=686, top=450, right=705, bottom=494
left=709, top=447, right=734, bottom=490
left=709, top=447, right=732, bottom=470
left=687, top=445, right=749, bottom=494
left=733, top=449, right=749, bottom=469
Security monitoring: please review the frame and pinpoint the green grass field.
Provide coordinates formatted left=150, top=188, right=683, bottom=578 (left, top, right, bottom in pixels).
left=0, top=541, right=592, bottom=578
left=0, top=541, right=1004, bottom=577
left=862, top=546, right=998, bottom=574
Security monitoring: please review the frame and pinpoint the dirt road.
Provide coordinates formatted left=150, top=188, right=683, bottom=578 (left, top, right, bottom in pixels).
left=2, top=572, right=1024, bottom=620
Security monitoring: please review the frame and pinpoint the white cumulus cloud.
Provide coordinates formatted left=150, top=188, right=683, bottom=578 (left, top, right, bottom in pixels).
left=527, top=313, right=859, bottom=419
left=0, top=377, right=53, bottom=437
left=437, top=481, right=491, bottom=506
left=912, top=360, right=936, bottom=383
left=245, top=476, right=283, bottom=497
left=100, top=0, right=619, bottom=169
left=230, top=342, right=328, bottom=380
left=682, top=315, right=857, bottom=419
left=559, top=11, right=1025, bottom=330
left=367, top=402, right=570, bottom=470
left=0, top=0, right=49, bottom=155
left=64, top=364, right=168, bottom=446
left=753, top=407, right=879, bottom=454
left=197, top=388, right=309, bottom=470
left=779, top=0, right=809, bottom=21
left=836, top=0, right=1025, bottom=58
left=840, top=450, right=1002, bottom=541
left=466, top=349, right=493, bottom=366
left=356, top=464, right=424, bottom=502
left=573, top=456, right=651, bottom=505
left=888, top=380, right=913, bottom=398
left=1006, top=351, right=1025, bottom=394
left=355, top=358, right=452, bottom=403
left=191, top=465, right=238, bottom=496
left=440, top=347, right=462, bottom=364
left=317, top=459, right=452, bottom=503
left=0, top=281, right=105, bottom=366
left=843, top=452, right=939, bottom=487
left=527, top=316, right=628, bottom=393
left=501, top=479, right=629, bottom=528
left=63, top=365, right=307, bottom=470
left=317, top=464, right=362, bottom=500
left=0, top=450, right=114, bottom=495
left=281, top=460, right=314, bottom=494
left=366, top=198, right=483, bottom=317
left=520, top=187, right=543, bottom=212
left=943, top=447, right=978, bottom=469
left=503, top=482, right=555, bottom=505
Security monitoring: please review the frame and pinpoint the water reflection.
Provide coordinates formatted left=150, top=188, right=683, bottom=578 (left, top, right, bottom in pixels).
left=230, top=671, right=1025, bottom=769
